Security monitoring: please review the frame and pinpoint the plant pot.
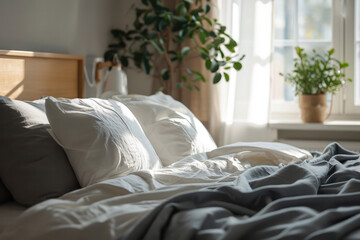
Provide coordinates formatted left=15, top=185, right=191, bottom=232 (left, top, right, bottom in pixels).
left=299, top=94, right=327, bottom=123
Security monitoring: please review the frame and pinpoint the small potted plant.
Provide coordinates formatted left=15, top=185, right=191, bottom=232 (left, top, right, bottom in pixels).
left=280, top=46, right=352, bottom=123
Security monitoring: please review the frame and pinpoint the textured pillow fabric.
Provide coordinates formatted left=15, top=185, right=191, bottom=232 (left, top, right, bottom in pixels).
left=0, top=97, right=80, bottom=206
left=45, top=97, right=162, bottom=187
left=113, top=92, right=217, bottom=166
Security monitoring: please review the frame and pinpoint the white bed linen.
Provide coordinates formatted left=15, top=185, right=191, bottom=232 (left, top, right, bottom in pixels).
left=45, top=97, right=162, bottom=187
left=0, top=142, right=312, bottom=240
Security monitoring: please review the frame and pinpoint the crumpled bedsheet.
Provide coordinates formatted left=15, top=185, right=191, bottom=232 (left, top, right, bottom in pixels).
left=0, top=142, right=314, bottom=240
left=121, top=143, right=360, bottom=240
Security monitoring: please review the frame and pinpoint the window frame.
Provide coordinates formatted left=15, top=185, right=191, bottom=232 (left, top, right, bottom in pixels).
left=344, top=0, right=360, bottom=114
left=270, top=0, right=360, bottom=121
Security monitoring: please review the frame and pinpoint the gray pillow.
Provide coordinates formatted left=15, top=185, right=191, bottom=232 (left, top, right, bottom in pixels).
left=0, top=96, right=80, bottom=206
left=0, top=180, right=12, bottom=203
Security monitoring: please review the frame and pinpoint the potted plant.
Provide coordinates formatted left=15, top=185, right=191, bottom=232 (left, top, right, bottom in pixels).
left=280, top=46, right=352, bottom=123
left=104, top=0, right=244, bottom=95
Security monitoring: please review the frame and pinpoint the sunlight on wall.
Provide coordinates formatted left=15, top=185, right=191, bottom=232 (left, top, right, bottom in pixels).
left=0, top=58, right=25, bottom=98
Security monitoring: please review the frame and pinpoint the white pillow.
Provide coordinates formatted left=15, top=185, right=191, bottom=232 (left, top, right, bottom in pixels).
left=45, top=97, right=162, bottom=187
left=113, top=92, right=217, bottom=166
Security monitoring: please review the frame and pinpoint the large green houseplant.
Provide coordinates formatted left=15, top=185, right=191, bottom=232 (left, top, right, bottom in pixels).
left=280, top=46, right=352, bottom=122
left=104, top=0, right=244, bottom=94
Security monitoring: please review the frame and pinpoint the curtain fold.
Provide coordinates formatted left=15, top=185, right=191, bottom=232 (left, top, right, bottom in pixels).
left=216, top=0, right=274, bottom=145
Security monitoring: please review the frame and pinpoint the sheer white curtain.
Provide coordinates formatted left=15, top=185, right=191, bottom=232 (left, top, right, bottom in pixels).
left=216, top=0, right=274, bottom=145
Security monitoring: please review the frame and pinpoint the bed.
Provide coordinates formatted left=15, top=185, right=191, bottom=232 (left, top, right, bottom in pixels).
left=1, top=50, right=360, bottom=240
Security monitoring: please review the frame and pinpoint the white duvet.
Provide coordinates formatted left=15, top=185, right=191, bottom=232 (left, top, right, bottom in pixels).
left=0, top=142, right=312, bottom=240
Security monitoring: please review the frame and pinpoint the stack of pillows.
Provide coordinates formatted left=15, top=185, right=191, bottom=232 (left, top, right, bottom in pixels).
left=0, top=93, right=217, bottom=206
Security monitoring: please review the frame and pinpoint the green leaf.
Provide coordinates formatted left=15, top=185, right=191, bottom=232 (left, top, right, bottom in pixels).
left=136, top=8, right=145, bottom=17
left=181, top=46, right=191, bottom=56
left=133, top=52, right=143, bottom=68
left=209, top=31, right=216, bottom=37
left=178, top=29, right=184, bottom=38
left=164, top=12, right=169, bottom=21
left=198, top=30, right=207, bottom=44
left=111, top=29, right=125, bottom=38
left=186, top=68, right=193, bottom=74
left=219, top=49, right=225, bottom=58
left=219, top=25, right=226, bottom=33
left=108, top=42, right=126, bottom=49
left=161, top=68, right=169, bottom=80
left=204, top=4, right=211, bottom=14
left=181, top=75, right=187, bottom=82
left=155, top=86, right=164, bottom=93
left=194, top=71, right=206, bottom=82
left=205, top=59, right=211, bottom=70
left=206, top=43, right=213, bottom=50
left=144, top=15, right=156, bottom=25
left=141, top=0, right=148, bottom=5
left=150, top=40, right=164, bottom=53
left=190, top=8, right=203, bottom=16
left=328, top=48, right=335, bottom=55
left=210, top=60, right=219, bottom=72
left=200, top=53, right=208, bottom=60
left=218, top=61, right=226, bottom=66
left=147, top=32, right=157, bottom=39
left=202, top=16, right=212, bottom=26
left=120, top=56, right=129, bottom=67
left=233, top=62, right=242, bottom=71
left=198, top=47, right=209, bottom=54
left=296, top=46, right=303, bottom=56
left=143, top=58, right=151, bottom=74
left=340, top=62, right=349, bottom=68
left=175, top=2, right=184, bottom=13
left=103, top=50, right=117, bottom=62
left=213, top=73, right=222, bottom=83
left=224, top=72, right=229, bottom=82
left=176, top=82, right=184, bottom=88
left=225, top=39, right=237, bottom=53
left=192, top=75, right=201, bottom=82
left=194, top=85, right=200, bottom=92
left=178, top=4, right=188, bottom=16
left=156, top=20, right=168, bottom=31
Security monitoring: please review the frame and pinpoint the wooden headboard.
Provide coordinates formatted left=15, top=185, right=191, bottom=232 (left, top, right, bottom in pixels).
left=0, top=50, right=84, bottom=100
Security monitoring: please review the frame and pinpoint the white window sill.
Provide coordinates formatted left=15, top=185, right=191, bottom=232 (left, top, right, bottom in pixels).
left=269, top=120, right=360, bottom=144
left=269, top=120, right=360, bottom=132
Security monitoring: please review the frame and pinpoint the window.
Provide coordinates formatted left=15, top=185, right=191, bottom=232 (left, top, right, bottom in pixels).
left=345, top=0, right=360, bottom=113
left=271, top=0, right=360, bottom=119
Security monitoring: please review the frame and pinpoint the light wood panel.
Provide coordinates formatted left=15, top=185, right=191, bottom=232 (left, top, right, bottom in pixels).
left=0, top=50, right=84, bottom=100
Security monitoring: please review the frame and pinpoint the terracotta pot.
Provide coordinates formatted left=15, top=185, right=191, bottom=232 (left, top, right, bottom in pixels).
left=299, top=94, right=327, bottom=123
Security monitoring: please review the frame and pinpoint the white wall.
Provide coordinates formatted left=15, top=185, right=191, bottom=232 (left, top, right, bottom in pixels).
left=0, top=0, right=152, bottom=96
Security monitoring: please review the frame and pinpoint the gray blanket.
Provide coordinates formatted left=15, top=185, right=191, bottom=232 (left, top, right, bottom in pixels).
left=120, top=143, right=360, bottom=240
